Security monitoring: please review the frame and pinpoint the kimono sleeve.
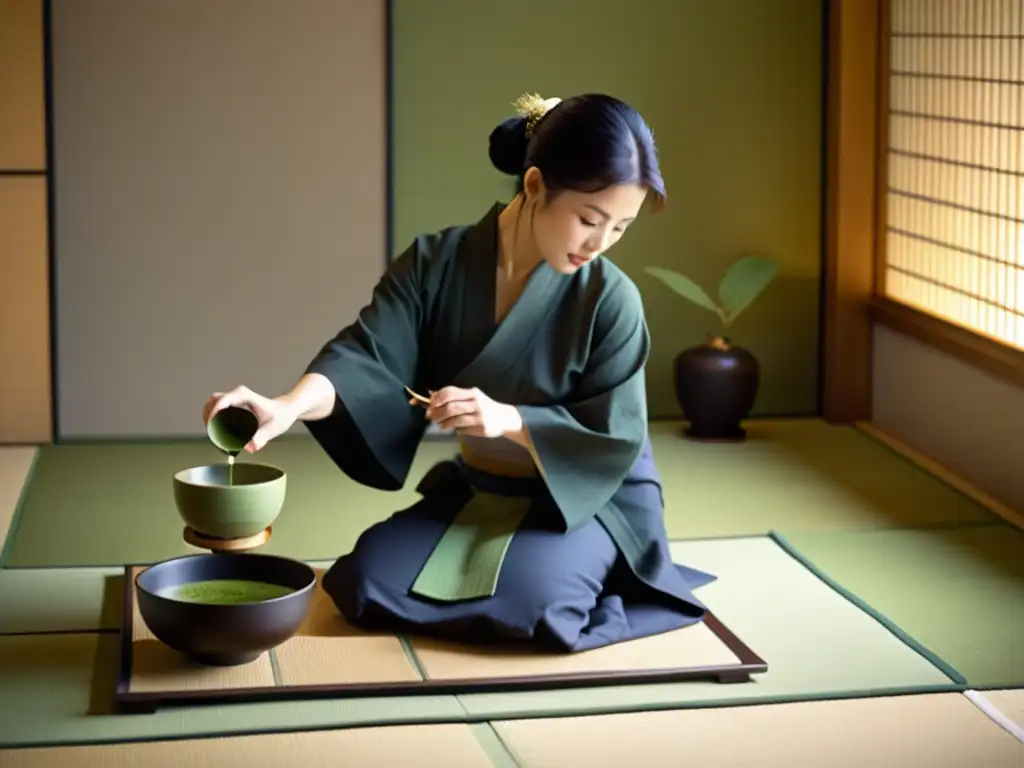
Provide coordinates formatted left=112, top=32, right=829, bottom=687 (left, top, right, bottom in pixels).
left=517, top=275, right=650, bottom=532
left=303, top=237, right=436, bottom=491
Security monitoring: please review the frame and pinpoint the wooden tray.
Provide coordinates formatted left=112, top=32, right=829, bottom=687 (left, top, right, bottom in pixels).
left=114, top=564, right=767, bottom=714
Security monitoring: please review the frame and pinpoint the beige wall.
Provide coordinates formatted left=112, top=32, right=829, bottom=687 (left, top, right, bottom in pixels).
left=50, top=0, right=388, bottom=438
left=872, top=324, right=1024, bottom=512
left=0, top=0, right=52, bottom=444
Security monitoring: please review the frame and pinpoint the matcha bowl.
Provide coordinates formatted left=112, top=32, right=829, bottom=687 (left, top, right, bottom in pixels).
left=136, top=553, right=316, bottom=666
left=173, top=462, right=286, bottom=540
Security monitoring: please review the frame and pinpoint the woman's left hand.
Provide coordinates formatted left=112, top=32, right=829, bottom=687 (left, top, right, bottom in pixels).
left=424, top=386, right=521, bottom=438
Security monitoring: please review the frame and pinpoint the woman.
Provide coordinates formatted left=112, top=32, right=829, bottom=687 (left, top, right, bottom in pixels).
left=203, top=93, right=715, bottom=652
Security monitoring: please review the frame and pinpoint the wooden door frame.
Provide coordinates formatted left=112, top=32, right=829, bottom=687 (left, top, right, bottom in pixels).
left=820, top=0, right=884, bottom=423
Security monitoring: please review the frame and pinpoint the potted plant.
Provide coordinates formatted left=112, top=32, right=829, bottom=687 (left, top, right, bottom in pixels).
left=644, top=254, right=779, bottom=441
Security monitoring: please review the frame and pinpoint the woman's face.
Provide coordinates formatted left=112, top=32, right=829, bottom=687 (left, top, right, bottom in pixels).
left=524, top=168, right=649, bottom=275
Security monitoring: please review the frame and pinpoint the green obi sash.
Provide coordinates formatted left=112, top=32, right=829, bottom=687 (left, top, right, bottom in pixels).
left=409, top=489, right=532, bottom=602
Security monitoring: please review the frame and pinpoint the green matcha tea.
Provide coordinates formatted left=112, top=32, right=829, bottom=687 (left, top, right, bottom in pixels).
left=162, top=579, right=294, bottom=604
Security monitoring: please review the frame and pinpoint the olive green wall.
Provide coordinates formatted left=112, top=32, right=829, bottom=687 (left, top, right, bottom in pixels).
left=392, top=0, right=824, bottom=418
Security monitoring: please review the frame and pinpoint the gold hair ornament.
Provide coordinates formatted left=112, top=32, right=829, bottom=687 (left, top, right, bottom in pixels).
left=514, top=93, right=561, bottom=138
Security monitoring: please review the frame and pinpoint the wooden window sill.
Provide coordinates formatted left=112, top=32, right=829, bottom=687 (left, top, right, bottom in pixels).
left=870, top=297, right=1024, bottom=390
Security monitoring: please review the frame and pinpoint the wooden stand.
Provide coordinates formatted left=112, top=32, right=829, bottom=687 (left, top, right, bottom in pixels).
left=183, top=525, right=272, bottom=553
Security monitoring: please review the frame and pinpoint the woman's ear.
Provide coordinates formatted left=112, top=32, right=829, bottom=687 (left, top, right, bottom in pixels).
left=522, top=166, right=546, bottom=202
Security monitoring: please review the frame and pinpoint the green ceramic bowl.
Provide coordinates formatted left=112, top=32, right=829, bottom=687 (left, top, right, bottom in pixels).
left=173, top=462, right=286, bottom=540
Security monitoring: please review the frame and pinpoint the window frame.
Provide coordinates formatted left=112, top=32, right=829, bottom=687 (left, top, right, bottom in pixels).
left=868, top=0, right=1024, bottom=387
left=822, top=0, right=1024, bottom=427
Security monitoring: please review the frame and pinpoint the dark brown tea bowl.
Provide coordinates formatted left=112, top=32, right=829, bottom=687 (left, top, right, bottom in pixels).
left=135, top=553, right=316, bottom=666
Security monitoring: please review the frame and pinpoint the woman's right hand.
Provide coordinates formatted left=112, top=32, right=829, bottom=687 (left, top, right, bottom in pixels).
left=202, top=385, right=300, bottom=453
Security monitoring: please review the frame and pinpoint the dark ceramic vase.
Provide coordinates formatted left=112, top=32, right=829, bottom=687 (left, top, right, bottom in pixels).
left=673, top=335, right=760, bottom=441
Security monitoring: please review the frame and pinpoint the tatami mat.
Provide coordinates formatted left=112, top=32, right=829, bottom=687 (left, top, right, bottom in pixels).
left=0, top=723, right=503, bottom=767
left=651, top=420, right=995, bottom=536
left=781, top=524, right=1024, bottom=688
left=0, top=633, right=466, bottom=749
left=4, top=420, right=997, bottom=567
left=272, top=567, right=423, bottom=688
left=0, top=567, right=121, bottom=634
left=964, top=690, right=1024, bottom=747
left=408, top=619, right=740, bottom=682
left=493, top=693, right=1024, bottom=767
left=968, top=688, right=1024, bottom=745
left=0, top=535, right=957, bottom=748
left=454, top=536, right=957, bottom=719
left=0, top=446, right=36, bottom=561
left=980, top=689, right=1024, bottom=731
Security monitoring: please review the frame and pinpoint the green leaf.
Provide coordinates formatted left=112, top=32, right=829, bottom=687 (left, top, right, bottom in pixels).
left=644, top=267, right=722, bottom=316
left=717, top=255, right=778, bottom=322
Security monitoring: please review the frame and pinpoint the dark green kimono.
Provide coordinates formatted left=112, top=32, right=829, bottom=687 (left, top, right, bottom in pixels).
left=304, top=203, right=714, bottom=651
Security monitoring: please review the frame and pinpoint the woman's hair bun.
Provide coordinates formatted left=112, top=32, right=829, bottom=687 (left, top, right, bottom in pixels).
left=488, top=115, right=530, bottom=176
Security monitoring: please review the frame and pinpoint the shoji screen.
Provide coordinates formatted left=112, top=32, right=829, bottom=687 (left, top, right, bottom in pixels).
left=883, top=0, right=1024, bottom=351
